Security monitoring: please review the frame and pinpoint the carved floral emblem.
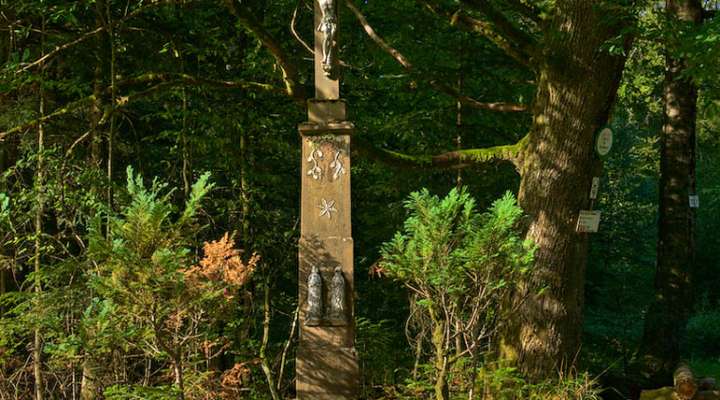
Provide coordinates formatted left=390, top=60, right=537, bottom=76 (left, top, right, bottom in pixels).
left=318, top=198, right=337, bottom=219
left=306, top=139, right=346, bottom=182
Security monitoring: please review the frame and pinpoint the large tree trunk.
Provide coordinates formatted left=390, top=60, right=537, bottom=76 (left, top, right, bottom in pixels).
left=641, top=0, right=703, bottom=385
left=502, top=0, right=633, bottom=379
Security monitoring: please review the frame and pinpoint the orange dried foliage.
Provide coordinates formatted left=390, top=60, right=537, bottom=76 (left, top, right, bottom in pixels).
left=184, top=233, right=259, bottom=290
left=218, top=362, right=255, bottom=399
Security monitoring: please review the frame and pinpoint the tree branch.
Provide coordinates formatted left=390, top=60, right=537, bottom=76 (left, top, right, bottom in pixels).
left=354, top=133, right=528, bottom=170
left=18, top=0, right=189, bottom=73
left=344, top=0, right=528, bottom=113
left=0, top=73, right=281, bottom=141
left=291, top=0, right=315, bottom=55
left=501, top=0, right=543, bottom=25
left=0, top=97, right=95, bottom=141
left=417, top=0, right=529, bottom=66
left=224, top=0, right=306, bottom=103
left=460, top=0, right=537, bottom=61
left=117, top=73, right=283, bottom=94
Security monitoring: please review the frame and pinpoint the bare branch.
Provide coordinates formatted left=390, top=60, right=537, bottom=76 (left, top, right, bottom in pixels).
left=117, top=73, right=283, bottom=94
left=0, top=73, right=282, bottom=141
left=453, top=11, right=531, bottom=67
left=291, top=0, right=315, bottom=55
left=344, top=0, right=528, bottom=113
left=224, top=0, right=306, bottom=102
left=18, top=27, right=104, bottom=73
left=417, top=0, right=529, bottom=66
left=502, top=0, right=543, bottom=25
left=460, top=0, right=538, bottom=60
left=0, top=97, right=95, bottom=141
left=18, top=0, right=189, bottom=73
left=345, top=0, right=413, bottom=69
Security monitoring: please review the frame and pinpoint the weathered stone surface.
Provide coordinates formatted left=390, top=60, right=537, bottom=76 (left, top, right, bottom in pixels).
left=298, top=123, right=357, bottom=398
left=299, top=236, right=354, bottom=347
left=308, top=99, right=346, bottom=123
left=301, top=134, right=351, bottom=239
left=296, top=346, right=359, bottom=399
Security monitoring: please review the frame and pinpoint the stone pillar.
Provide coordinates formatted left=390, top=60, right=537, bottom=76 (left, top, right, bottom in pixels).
left=296, top=1, right=359, bottom=398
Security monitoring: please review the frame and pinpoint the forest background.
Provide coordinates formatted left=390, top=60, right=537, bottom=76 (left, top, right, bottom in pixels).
left=1, top=0, right=719, bottom=399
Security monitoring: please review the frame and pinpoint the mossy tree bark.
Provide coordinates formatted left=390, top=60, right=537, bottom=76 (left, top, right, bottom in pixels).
left=641, top=0, right=703, bottom=386
left=501, top=0, right=633, bottom=379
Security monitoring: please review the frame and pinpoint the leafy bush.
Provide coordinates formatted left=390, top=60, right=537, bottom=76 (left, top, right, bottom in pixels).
left=474, top=364, right=603, bottom=400
left=85, top=166, right=258, bottom=398
left=380, top=363, right=603, bottom=400
left=685, top=308, right=720, bottom=358
left=379, top=188, right=534, bottom=400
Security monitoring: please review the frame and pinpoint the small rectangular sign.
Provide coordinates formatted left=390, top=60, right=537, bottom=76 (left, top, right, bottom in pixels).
left=577, top=210, right=601, bottom=233
left=689, top=195, right=700, bottom=209
left=590, top=177, right=600, bottom=200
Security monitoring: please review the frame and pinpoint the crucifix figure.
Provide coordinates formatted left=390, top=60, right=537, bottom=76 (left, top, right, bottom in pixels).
left=317, top=0, right=337, bottom=76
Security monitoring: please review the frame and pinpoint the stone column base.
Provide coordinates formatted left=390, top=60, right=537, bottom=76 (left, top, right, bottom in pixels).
left=296, top=346, right=360, bottom=399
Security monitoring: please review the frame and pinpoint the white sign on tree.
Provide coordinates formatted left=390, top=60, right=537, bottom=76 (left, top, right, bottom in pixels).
left=596, top=128, right=613, bottom=157
left=576, top=210, right=601, bottom=233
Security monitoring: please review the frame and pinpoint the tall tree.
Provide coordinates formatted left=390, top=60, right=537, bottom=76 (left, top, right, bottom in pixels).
left=504, top=0, right=634, bottom=378
left=344, top=0, right=637, bottom=378
left=641, top=0, right=704, bottom=385
left=33, top=18, right=47, bottom=400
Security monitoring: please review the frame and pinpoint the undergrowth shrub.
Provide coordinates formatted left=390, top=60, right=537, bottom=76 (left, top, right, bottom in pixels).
left=379, top=188, right=535, bottom=400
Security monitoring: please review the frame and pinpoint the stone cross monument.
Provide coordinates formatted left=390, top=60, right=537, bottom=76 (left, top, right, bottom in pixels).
left=296, top=0, right=359, bottom=398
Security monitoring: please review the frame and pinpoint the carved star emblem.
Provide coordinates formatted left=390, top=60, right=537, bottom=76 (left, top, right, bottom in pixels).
left=318, top=198, right=337, bottom=219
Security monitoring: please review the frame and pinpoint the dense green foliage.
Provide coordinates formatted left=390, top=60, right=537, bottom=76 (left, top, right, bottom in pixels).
left=0, top=0, right=718, bottom=399
left=379, top=189, right=534, bottom=399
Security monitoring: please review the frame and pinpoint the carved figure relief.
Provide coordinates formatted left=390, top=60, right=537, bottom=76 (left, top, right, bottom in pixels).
left=327, top=266, right=348, bottom=325
left=306, top=265, right=323, bottom=326
left=318, top=198, right=337, bottom=219
left=317, top=0, right=337, bottom=77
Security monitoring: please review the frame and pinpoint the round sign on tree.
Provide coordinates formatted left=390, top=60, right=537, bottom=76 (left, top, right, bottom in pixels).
left=595, top=127, right=613, bottom=157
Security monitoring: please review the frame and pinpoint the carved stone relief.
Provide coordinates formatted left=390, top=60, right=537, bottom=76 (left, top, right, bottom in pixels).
left=318, top=198, right=337, bottom=219
left=306, top=265, right=323, bottom=326
left=329, top=150, right=346, bottom=180
left=306, top=136, right=347, bottom=183
left=306, top=148, right=323, bottom=181
left=304, top=264, right=349, bottom=327
left=327, top=266, right=347, bottom=326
